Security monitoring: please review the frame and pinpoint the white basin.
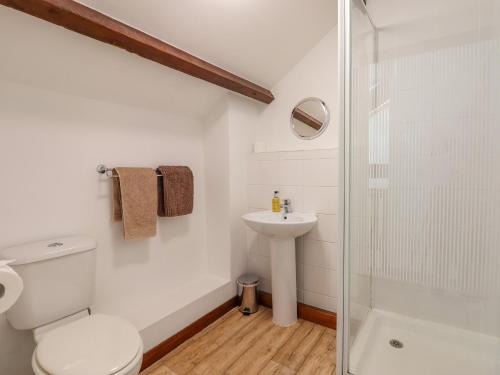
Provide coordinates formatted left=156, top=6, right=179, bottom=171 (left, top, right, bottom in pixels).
left=242, top=211, right=317, bottom=239
left=242, top=211, right=317, bottom=326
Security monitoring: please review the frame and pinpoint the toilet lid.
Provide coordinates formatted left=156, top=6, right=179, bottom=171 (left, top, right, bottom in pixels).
left=36, top=314, right=141, bottom=375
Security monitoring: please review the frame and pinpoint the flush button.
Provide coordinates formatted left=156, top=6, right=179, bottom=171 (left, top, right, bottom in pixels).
left=47, top=242, right=64, bottom=248
left=389, top=339, right=404, bottom=349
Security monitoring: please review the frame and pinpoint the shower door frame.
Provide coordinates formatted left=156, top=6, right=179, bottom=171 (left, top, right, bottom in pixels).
left=337, top=0, right=377, bottom=373
left=336, top=0, right=351, bottom=373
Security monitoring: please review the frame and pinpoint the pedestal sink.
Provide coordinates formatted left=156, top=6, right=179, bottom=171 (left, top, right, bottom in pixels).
left=242, top=211, right=317, bottom=326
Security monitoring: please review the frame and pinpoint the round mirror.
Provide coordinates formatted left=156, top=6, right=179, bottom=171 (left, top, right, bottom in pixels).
left=290, top=97, right=330, bottom=140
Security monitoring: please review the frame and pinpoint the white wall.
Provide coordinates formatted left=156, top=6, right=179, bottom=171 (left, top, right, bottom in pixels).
left=202, top=39, right=342, bottom=314
left=0, top=7, right=225, bottom=120
left=246, top=150, right=339, bottom=311
left=253, top=27, right=339, bottom=152
left=0, top=80, right=233, bottom=374
left=242, top=26, right=340, bottom=312
left=203, top=99, right=232, bottom=279
left=0, top=7, right=241, bottom=375
left=0, top=5, right=340, bottom=375
left=227, top=96, right=263, bottom=280
left=203, top=94, right=261, bottom=282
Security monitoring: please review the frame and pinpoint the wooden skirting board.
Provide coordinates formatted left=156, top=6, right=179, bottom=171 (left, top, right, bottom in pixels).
left=141, top=292, right=337, bottom=371
left=0, top=0, right=274, bottom=104
left=141, top=296, right=238, bottom=371
left=258, top=291, right=337, bottom=330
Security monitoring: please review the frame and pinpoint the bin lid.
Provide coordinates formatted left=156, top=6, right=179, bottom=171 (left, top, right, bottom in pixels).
left=237, top=274, right=259, bottom=286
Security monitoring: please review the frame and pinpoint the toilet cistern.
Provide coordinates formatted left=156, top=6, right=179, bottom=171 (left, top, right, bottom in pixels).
left=242, top=210, right=317, bottom=326
left=0, top=236, right=143, bottom=375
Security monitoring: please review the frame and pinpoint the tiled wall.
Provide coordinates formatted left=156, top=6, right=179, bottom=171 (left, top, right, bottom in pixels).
left=246, top=149, right=339, bottom=312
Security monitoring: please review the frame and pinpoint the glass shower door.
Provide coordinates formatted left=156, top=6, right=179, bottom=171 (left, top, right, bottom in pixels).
left=340, top=0, right=500, bottom=374
left=338, top=0, right=376, bottom=373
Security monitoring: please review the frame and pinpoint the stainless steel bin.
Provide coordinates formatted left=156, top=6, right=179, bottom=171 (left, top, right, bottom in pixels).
left=237, top=274, right=259, bottom=315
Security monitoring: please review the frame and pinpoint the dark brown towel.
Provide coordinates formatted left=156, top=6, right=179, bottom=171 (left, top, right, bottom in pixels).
left=112, top=167, right=158, bottom=240
left=157, top=166, right=194, bottom=217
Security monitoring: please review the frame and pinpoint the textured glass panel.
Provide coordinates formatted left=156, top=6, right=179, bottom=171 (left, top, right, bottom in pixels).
left=347, top=0, right=376, bottom=364
left=346, top=1, right=500, bottom=374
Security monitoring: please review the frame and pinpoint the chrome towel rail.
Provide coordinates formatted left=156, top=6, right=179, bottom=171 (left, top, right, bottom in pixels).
left=96, top=164, right=163, bottom=178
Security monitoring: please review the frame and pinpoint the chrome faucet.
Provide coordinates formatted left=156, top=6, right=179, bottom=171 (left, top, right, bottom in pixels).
left=281, top=199, right=293, bottom=219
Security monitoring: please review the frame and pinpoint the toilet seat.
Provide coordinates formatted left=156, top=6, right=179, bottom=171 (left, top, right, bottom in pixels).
left=32, top=314, right=143, bottom=375
left=32, top=348, right=143, bottom=375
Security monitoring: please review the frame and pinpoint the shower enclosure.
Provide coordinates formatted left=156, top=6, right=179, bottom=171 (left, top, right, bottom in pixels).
left=338, top=0, right=500, bottom=374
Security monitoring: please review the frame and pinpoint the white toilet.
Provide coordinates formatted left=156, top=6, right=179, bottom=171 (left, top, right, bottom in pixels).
left=0, top=236, right=143, bottom=375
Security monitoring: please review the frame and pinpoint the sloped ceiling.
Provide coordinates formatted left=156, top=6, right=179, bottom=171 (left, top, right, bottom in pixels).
left=367, top=0, right=498, bottom=56
left=0, top=1, right=337, bottom=118
left=77, top=0, right=338, bottom=88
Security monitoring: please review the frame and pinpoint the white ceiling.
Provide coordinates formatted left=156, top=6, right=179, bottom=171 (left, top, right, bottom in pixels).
left=77, top=0, right=338, bottom=88
left=367, top=0, right=498, bottom=56
left=0, top=2, right=336, bottom=119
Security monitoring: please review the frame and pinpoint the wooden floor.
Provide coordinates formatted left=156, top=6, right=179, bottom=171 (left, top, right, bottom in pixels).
left=141, top=306, right=336, bottom=375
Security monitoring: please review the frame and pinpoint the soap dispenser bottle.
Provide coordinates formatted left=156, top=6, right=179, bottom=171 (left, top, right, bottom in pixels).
left=272, top=191, right=281, bottom=213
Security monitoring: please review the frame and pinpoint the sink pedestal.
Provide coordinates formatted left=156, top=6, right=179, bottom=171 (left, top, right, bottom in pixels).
left=242, top=211, right=317, bottom=328
left=270, top=238, right=297, bottom=326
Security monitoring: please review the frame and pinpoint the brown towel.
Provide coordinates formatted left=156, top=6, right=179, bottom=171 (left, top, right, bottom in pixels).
left=112, top=167, right=158, bottom=240
left=157, top=166, right=194, bottom=217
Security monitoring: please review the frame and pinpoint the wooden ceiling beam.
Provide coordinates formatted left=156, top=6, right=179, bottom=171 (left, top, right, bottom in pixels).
left=0, top=0, right=275, bottom=104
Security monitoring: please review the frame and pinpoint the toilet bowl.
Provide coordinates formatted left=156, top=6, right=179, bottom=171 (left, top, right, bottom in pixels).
left=0, top=236, right=144, bottom=375
left=31, top=314, right=143, bottom=375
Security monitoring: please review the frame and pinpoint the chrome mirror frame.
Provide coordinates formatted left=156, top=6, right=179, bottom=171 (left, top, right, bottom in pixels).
left=289, top=97, right=330, bottom=140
